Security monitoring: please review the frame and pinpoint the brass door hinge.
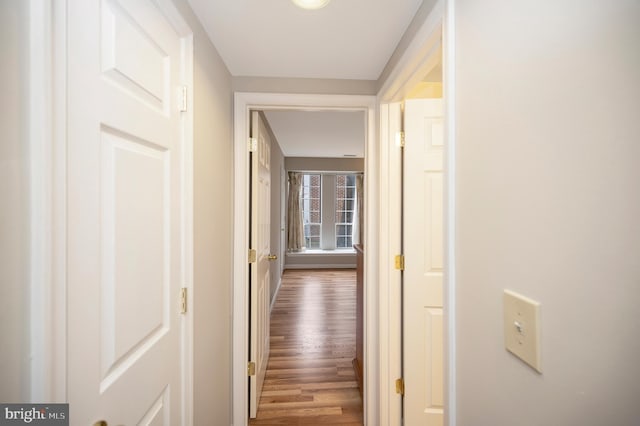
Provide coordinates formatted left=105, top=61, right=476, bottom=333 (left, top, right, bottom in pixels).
left=248, top=138, right=258, bottom=152
left=396, top=131, right=405, bottom=148
left=249, top=249, right=257, bottom=263
left=248, top=361, right=256, bottom=376
left=395, top=378, right=405, bottom=395
left=179, top=287, right=187, bottom=314
left=394, top=254, right=405, bottom=271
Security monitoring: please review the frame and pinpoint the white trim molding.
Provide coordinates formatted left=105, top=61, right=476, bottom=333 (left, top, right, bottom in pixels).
left=233, top=92, right=377, bottom=425
left=375, top=0, right=457, bottom=425
left=443, top=0, right=457, bottom=424
left=376, top=102, right=403, bottom=426
left=29, top=0, right=67, bottom=403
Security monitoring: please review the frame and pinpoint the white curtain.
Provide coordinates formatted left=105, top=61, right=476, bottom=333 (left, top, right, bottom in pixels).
left=287, top=172, right=304, bottom=252
left=352, top=174, right=364, bottom=246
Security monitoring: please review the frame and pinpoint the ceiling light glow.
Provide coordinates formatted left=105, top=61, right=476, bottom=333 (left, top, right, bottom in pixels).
left=291, top=0, right=331, bottom=10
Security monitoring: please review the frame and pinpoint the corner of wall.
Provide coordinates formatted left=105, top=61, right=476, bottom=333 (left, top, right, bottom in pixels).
left=169, top=0, right=234, bottom=424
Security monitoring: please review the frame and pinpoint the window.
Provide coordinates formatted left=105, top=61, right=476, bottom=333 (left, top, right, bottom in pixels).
left=335, top=174, right=356, bottom=248
left=301, top=174, right=321, bottom=249
left=299, top=173, right=358, bottom=251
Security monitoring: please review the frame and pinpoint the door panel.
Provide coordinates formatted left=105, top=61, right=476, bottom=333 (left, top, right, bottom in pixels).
left=100, top=129, right=169, bottom=385
left=404, top=99, right=444, bottom=426
left=67, top=0, right=187, bottom=423
left=101, top=0, right=169, bottom=110
left=250, top=111, right=272, bottom=418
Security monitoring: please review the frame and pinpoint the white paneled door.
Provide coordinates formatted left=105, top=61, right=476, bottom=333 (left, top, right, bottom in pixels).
left=67, top=0, right=190, bottom=424
left=249, top=111, right=272, bottom=418
left=404, top=99, right=444, bottom=425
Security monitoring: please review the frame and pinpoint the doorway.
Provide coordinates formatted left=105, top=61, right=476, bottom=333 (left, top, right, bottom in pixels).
left=232, top=93, right=377, bottom=425
left=247, top=108, right=365, bottom=420
left=377, top=3, right=454, bottom=424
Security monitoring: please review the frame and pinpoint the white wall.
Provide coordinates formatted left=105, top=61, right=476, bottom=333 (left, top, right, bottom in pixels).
left=454, top=1, right=640, bottom=424
left=170, top=1, right=234, bottom=423
left=0, top=0, right=30, bottom=403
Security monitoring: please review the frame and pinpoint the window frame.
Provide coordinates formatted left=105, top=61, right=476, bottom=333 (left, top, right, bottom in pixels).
left=298, top=172, right=359, bottom=252
left=335, top=174, right=356, bottom=249
left=300, top=173, right=322, bottom=249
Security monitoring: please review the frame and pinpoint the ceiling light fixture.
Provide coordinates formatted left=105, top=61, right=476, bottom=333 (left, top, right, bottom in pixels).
left=291, top=0, right=331, bottom=10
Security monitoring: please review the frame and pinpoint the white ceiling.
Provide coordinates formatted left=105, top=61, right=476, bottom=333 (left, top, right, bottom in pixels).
left=187, top=0, right=423, bottom=80
left=187, top=0, right=425, bottom=157
left=263, top=110, right=365, bottom=158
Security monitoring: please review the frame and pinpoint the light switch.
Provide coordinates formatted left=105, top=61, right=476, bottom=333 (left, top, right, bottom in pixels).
left=503, top=289, right=542, bottom=373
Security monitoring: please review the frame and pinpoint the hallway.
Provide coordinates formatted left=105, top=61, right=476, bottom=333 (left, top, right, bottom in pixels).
left=249, top=269, right=363, bottom=425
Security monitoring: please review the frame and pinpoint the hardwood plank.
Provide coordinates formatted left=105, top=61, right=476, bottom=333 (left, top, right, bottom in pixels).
left=250, top=269, right=363, bottom=425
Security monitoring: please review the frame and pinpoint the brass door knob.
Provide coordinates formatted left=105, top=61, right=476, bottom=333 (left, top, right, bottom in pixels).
left=93, top=421, right=108, bottom=426
left=267, top=254, right=278, bottom=261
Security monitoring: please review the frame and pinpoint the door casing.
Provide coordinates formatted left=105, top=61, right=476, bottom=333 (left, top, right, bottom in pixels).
left=377, top=0, right=457, bottom=425
left=29, top=1, right=194, bottom=423
left=233, top=93, right=377, bottom=425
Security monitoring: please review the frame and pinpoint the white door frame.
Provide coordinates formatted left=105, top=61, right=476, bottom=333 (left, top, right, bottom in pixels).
left=376, top=0, right=457, bottom=424
left=29, top=1, right=195, bottom=423
left=232, top=93, right=377, bottom=425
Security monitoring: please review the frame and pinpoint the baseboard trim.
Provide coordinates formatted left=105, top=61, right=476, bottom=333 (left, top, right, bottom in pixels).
left=284, top=264, right=357, bottom=270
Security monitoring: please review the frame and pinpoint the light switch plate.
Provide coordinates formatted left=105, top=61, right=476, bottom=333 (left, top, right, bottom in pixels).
left=503, top=289, right=542, bottom=373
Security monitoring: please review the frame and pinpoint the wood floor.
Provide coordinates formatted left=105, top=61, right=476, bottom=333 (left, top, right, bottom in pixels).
left=249, top=269, right=363, bottom=425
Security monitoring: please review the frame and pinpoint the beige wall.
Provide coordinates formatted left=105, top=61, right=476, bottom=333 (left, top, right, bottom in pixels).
left=0, top=0, right=30, bottom=403
left=454, top=0, right=640, bottom=424
left=233, top=76, right=376, bottom=95
left=285, top=157, right=364, bottom=173
left=406, top=82, right=442, bottom=99
left=171, top=1, right=233, bottom=423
